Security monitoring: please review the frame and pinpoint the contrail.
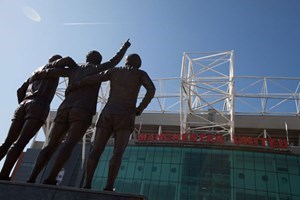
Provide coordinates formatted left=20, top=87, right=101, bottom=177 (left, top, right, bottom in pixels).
left=64, top=22, right=124, bottom=26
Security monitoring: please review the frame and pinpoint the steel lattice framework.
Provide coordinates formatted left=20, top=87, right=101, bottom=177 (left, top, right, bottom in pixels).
left=180, top=51, right=235, bottom=141
left=34, top=51, right=300, bottom=150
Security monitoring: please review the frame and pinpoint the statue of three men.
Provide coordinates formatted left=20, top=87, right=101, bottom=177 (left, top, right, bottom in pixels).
left=0, top=39, right=156, bottom=192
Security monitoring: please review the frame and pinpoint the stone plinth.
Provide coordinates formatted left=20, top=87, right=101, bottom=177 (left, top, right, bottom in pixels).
left=0, top=181, right=148, bottom=200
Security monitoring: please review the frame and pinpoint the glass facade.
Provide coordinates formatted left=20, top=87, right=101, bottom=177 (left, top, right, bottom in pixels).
left=91, top=145, right=300, bottom=200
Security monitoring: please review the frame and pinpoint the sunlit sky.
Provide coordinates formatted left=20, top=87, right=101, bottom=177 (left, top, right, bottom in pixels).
left=1, top=0, right=300, bottom=168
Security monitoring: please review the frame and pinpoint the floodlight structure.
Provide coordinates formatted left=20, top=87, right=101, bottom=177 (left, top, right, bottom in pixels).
left=180, top=51, right=235, bottom=142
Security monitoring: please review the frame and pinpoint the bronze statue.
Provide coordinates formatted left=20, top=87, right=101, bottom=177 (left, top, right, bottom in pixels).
left=27, top=40, right=131, bottom=185
left=0, top=55, right=76, bottom=180
left=70, top=53, right=156, bottom=191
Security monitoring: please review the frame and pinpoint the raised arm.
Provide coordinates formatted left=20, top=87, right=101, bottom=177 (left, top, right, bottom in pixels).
left=95, top=39, right=131, bottom=72
left=136, top=72, right=156, bottom=116
left=51, top=56, right=78, bottom=69
left=30, top=57, right=77, bottom=82
left=42, top=68, right=73, bottom=78
left=65, top=69, right=112, bottom=95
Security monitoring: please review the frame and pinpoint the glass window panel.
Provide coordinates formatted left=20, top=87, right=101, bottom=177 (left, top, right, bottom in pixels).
left=211, top=153, right=230, bottom=174
left=267, top=193, right=278, bottom=200
left=136, top=146, right=147, bottom=161
left=187, top=156, right=211, bottom=179
left=233, top=169, right=245, bottom=189
left=255, top=171, right=267, bottom=192
left=265, top=172, right=278, bottom=193
left=276, top=154, right=288, bottom=173
left=287, top=155, right=299, bottom=175
left=211, top=153, right=224, bottom=170
left=160, top=163, right=171, bottom=181
left=100, top=146, right=112, bottom=161
left=157, top=182, right=177, bottom=200
left=141, top=181, right=150, bottom=197
left=121, top=180, right=142, bottom=194
left=181, top=161, right=191, bottom=178
left=210, top=148, right=221, bottom=155
left=184, top=181, right=206, bottom=200
left=122, top=147, right=131, bottom=160
left=92, top=177, right=102, bottom=189
left=255, top=191, right=270, bottom=200
left=125, top=162, right=136, bottom=179
left=189, top=166, right=203, bottom=180
left=143, top=181, right=160, bottom=200
left=235, top=189, right=256, bottom=200
left=211, top=191, right=231, bottom=200
left=182, top=148, right=192, bottom=160
left=128, top=147, right=139, bottom=162
left=264, top=153, right=276, bottom=172
left=201, top=148, right=211, bottom=154
left=89, top=146, right=300, bottom=200
left=98, top=178, right=107, bottom=190
left=150, top=164, right=162, bottom=181
left=221, top=150, right=232, bottom=169
left=133, top=163, right=144, bottom=180
left=289, top=174, right=300, bottom=196
left=162, top=148, right=172, bottom=163
left=153, top=147, right=164, bottom=163
left=244, top=169, right=256, bottom=190
left=115, top=179, right=124, bottom=191
left=234, top=151, right=244, bottom=169
left=169, top=164, right=180, bottom=182
left=199, top=154, right=212, bottom=172
left=254, top=152, right=265, bottom=171
left=278, top=194, right=293, bottom=200
left=244, top=189, right=258, bottom=200
left=169, top=181, right=180, bottom=199
left=179, top=179, right=189, bottom=199
left=95, top=159, right=108, bottom=177
left=277, top=173, right=291, bottom=194
left=117, top=161, right=128, bottom=178
left=171, top=148, right=182, bottom=164
left=142, top=162, right=153, bottom=180
left=234, top=188, right=246, bottom=200
left=145, top=147, right=155, bottom=162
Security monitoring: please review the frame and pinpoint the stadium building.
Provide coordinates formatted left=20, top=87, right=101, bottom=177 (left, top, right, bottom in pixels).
left=12, top=51, right=300, bottom=200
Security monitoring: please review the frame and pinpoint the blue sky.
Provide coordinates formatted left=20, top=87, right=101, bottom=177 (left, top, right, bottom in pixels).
left=1, top=0, right=300, bottom=168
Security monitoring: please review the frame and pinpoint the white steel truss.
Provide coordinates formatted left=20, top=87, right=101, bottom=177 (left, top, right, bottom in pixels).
left=180, top=51, right=235, bottom=141
left=234, top=76, right=300, bottom=115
